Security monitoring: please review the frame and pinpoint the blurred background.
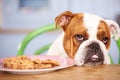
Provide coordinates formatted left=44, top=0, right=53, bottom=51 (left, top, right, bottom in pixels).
left=0, top=0, right=120, bottom=63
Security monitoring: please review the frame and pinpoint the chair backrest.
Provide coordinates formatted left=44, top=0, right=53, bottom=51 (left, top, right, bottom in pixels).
left=17, top=23, right=120, bottom=64
left=116, top=39, right=120, bottom=63
left=17, top=23, right=60, bottom=55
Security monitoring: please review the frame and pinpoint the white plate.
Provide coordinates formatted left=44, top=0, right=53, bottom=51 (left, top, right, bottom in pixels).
left=0, top=55, right=75, bottom=74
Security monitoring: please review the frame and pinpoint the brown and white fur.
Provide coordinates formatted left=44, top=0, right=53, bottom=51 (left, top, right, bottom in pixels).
left=47, top=11, right=120, bottom=66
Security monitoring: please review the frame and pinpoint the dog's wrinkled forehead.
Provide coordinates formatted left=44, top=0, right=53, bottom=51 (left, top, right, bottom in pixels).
left=84, top=13, right=104, bottom=29
left=83, top=13, right=105, bottom=40
left=84, top=14, right=103, bottom=29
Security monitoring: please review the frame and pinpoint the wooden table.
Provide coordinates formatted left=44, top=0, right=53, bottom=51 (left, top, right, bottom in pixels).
left=0, top=64, right=120, bottom=80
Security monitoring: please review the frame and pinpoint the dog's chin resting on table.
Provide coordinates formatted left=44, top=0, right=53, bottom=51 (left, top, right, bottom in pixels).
left=47, top=11, right=120, bottom=66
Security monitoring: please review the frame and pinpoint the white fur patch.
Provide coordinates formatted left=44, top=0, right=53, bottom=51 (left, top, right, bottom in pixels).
left=84, top=13, right=104, bottom=40
left=47, top=32, right=68, bottom=57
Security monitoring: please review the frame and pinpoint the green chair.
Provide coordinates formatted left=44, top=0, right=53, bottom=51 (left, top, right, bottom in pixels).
left=116, top=39, right=120, bottom=63
left=17, top=23, right=120, bottom=64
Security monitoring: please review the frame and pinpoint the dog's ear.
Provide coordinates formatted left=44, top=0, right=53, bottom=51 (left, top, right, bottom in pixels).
left=55, top=11, right=74, bottom=31
left=105, top=20, right=120, bottom=40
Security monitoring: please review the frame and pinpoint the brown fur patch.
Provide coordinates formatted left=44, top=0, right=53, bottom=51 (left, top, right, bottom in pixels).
left=63, top=13, right=89, bottom=58
left=97, top=20, right=111, bottom=49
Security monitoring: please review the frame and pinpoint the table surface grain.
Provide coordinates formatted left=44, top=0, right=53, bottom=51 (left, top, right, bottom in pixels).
left=0, top=64, right=120, bottom=80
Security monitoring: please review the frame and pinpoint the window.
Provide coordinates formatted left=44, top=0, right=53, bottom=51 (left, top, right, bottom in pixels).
left=19, top=0, right=49, bottom=13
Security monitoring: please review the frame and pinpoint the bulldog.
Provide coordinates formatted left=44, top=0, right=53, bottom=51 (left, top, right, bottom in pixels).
left=47, top=11, right=120, bottom=66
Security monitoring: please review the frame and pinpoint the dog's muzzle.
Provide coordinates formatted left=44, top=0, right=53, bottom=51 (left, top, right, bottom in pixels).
left=83, top=42, right=104, bottom=66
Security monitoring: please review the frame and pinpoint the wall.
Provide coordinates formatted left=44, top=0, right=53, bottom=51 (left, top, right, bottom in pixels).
left=0, top=0, right=120, bottom=64
left=0, top=0, right=3, bottom=28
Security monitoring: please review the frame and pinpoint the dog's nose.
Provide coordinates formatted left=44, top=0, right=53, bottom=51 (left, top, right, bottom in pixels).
left=88, top=43, right=100, bottom=50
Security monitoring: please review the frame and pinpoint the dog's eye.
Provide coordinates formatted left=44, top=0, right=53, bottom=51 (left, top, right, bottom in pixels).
left=75, top=34, right=84, bottom=41
left=103, top=37, right=109, bottom=44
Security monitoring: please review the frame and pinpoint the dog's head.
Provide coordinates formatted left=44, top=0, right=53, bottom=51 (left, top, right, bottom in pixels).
left=55, top=11, right=120, bottom=66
